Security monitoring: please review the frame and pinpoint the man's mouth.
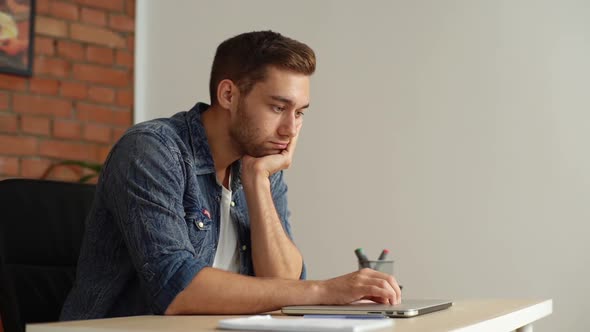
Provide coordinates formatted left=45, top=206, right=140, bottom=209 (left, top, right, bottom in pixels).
left=270, top=142, right=288, bottom=150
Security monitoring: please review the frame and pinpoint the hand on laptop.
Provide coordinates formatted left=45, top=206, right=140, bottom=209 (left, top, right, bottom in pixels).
left=318, top=268, right=402, bottom=305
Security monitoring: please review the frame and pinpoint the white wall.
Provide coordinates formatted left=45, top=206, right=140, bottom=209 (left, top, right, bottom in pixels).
left=135, top=1, right=590, bottom=330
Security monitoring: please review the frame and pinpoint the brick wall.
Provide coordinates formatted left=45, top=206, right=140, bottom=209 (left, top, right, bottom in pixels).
left=0, top=0, right=135, bottom=182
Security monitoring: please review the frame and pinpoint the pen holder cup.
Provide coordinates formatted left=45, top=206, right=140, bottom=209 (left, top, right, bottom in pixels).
left=359, top=260, right=394, bottom=275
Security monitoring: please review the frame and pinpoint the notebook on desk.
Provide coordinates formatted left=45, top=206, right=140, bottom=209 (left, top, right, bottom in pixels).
left=218, top=315, right=394, bottom=332
left=282, top=299, right=453, bottom=318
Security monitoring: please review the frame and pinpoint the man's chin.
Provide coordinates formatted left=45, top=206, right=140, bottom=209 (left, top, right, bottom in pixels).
left=248, top=149, right=284, bottom=158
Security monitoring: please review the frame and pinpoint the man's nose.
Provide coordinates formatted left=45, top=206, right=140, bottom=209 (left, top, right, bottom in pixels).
left=279, top=114, right=298, bottom=138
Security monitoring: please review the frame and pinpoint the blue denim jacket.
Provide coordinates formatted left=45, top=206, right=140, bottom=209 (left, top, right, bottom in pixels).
left=60, top=102, right=305, bottom=320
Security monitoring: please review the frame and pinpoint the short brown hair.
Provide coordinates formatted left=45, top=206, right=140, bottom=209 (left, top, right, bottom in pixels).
left=209, top=30, right=316, bottom=105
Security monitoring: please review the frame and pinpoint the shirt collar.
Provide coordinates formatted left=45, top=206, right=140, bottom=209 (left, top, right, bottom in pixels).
left=187, top=102, right=243, bottom=190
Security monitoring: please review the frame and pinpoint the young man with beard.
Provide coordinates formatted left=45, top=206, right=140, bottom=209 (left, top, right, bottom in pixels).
left=61, top=31, right=401, bottom=320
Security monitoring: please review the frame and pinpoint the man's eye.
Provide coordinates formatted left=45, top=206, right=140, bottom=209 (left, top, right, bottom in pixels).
left=272, top=106, right=284, bottom=113
left=296, top=111, right=305, bottom=118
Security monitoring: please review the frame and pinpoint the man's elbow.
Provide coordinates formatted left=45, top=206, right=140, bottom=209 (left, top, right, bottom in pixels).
left=164, top=297, right=183, bottom=315
left=164, top=304, right=178, bottom=315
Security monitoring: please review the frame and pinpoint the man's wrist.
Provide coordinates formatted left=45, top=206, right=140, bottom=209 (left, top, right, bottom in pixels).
left=242, top=171, right=271, bottom=190
left=311, top=280, right=326, bottom=304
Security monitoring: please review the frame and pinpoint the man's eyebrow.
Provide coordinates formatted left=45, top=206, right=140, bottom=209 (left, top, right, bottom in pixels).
left=270, top=95, right=310, bottom=109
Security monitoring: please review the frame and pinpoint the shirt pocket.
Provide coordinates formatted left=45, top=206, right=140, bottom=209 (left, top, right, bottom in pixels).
left=184, top=209, right=214, bottom=257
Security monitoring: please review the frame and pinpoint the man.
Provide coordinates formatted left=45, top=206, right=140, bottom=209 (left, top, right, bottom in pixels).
left=61, top=31, right=401, bottom=320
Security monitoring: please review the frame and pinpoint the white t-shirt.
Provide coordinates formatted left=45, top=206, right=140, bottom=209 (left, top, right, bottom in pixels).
left=212, top=176, right=240, bottom=272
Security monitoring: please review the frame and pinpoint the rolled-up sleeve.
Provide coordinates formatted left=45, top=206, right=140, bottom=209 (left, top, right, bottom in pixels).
left=270, top=170, right=307, bottom=280
left=101, top=130, right=207, bottom=314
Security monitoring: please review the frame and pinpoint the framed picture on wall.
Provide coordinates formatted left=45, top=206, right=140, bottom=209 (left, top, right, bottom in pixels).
left=0, top=0, right=35, bottom=76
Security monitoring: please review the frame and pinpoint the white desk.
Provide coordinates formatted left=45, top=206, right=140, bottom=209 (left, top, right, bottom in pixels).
left=27, top=299, right=552, bottom=332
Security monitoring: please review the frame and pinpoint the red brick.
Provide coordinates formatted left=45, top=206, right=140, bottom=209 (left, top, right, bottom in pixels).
left=0, top=135, right=38, bottom=155
left=39, top=140, right=98, bottom=160
left=21, top=158, right=52, bottom=178
left=81, top=7, right=106, bottom=26
left=116, top=89, right=133, bottom=107
left=50, top=1, right=80, bottom=21
left=0, top=156, right=19, bottom=176
left=126, top=0, right=136, bottom=17
left=111, top=127, right=127, bottom=143
left=0, top=113, right=18, bottom=133
left=35, top=57, right=71, bottom=78
left=127, top=35, right=135, bottom=51
left=29, top=78, right=60, bottom=95
left=88, top=86, right=115, bottom=103
left=76, top=102, right=113, bottom=124
left=97, top=145, right=112, bottom=162
left=36, top=16, right=68, bottom=37
left=115, top=50, right=133, bottom=67
left=61, top=81, right=88, bottom=99
left=112, top=110, right=132, bottom=126
left=0, top=92, right=8, bottom=110
left=13, top=95, right=72, bottom=117
left=37, top=0, right=51, bottom=14
left=21, top=116, right=51, bottom=136
left=109, top=14, right=134, bottom=32
left=86, top=46, right=114, bottom=65
left=70, top=23, right=126, bottom=48
left=57, top=40, right=85, bottom=60
left=0, top=74, right=27, bottom=90
left=77, top=103, right=130, bottom=126
left=53, top=120, right=82, bottom=139
left=35, top=36, right=56, bottom=56
left=73, top=64, right=130, bottom=87
left=72, top=0, right=124, bottom=11
left=83, top=123, right=111, bottom=143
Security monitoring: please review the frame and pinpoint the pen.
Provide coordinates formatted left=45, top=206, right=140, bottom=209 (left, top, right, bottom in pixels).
left=377, top=249, right=389, bottom=261
left=354, top=248, right=370, bottom=268
left=374, top=248, right=389, bottom=270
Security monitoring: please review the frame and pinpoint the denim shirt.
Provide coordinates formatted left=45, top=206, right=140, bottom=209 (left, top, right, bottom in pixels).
left=60, top=102, right=305, bottom=320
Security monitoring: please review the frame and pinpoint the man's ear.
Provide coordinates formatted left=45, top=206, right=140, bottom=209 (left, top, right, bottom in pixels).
left=217, top=79, right=237, bottom=111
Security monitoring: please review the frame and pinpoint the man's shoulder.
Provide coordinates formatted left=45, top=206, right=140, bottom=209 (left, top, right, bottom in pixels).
left=126, top=112, right=187, bottom=139
left=110, top=103, right=214, bottom=173
left=121, top=103, right=208, bottom=147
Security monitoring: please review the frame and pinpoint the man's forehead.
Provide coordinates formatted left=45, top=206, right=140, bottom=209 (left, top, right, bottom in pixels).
left=253, top=70, right=310, bottom=105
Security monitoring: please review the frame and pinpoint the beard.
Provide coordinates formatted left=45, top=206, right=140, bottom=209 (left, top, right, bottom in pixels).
left=229, top=99, right=277, bottom=158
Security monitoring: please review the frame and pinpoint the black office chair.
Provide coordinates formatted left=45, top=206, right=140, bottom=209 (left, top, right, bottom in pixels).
left=0, top=179, right=95, bottom=332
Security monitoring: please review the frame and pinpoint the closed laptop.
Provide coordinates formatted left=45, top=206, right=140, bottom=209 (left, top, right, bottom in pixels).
left=282, top=299, right=453, bottom=318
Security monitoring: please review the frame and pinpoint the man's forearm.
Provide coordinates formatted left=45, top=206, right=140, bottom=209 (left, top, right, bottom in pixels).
left=243, top=174, right=303, bottom=279
left=165, top=267, right=319, bottom=315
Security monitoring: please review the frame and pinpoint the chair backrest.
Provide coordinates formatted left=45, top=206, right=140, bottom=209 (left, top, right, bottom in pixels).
left=0, top=179, right=95, bottom=332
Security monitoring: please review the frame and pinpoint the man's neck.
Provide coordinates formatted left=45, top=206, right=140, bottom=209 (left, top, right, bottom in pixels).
left=201, top=105, right=241, bottom=188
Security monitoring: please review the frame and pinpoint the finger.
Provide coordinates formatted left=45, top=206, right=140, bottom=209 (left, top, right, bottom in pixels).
left=383, top=274, right=402, bottom=305
left=362, top=295, right=389, bottom=305
left=360, top=285, right=396, bottom=305
left=362, top=270, right=399, bottom=304
left=391, top=276, right=402, bottom=304
left=359, top=276, right=396, bottom=305
left=284, top=132, right=299, bottom=156
left=363, top=269, right=401, bottom=299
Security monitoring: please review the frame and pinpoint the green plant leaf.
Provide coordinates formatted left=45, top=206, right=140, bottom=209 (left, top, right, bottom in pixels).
left=78, top=174, right=98, bottom=183
left=40, top=159, right=103, bottom=183
left=52, top=160, right=103, bottom=173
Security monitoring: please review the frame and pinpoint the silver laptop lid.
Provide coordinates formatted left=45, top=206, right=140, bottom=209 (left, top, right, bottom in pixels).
left=282, top=299, right=453, bottom=318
